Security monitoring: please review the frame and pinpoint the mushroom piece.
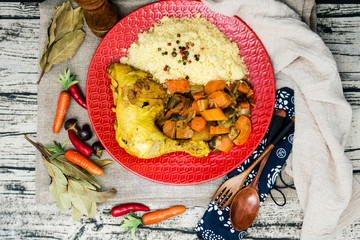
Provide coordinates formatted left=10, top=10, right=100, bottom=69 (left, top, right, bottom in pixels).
left=92, top=141, right=105, bottom=157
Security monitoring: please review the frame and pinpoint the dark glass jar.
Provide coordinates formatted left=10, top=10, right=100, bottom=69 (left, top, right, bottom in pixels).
left=73, top=0, right=119, bottom=38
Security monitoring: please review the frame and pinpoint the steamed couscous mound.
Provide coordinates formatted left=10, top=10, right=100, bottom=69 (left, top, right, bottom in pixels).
left=120, top=15, right=248, bottom=85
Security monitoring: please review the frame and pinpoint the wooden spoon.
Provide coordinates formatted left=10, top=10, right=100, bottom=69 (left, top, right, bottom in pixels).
left=230, top=117, right=295, bottom=231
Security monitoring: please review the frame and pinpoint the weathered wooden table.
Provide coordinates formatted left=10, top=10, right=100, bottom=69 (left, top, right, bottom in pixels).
left=1, top=1, right=359, bottom=239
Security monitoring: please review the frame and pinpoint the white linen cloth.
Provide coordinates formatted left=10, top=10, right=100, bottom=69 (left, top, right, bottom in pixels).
left=201, top=0, right=360, bottom=239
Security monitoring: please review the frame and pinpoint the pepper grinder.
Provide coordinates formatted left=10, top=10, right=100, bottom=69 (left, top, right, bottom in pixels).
left=72, top=0, right=119, bottom=38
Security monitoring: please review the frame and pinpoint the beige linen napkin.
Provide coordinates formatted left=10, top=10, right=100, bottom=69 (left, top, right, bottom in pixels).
left=201, top=0, right=360, bottom=239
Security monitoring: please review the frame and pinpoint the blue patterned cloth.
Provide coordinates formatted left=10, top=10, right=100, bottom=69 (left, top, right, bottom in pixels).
left=195, top=87, right=295, bottom=240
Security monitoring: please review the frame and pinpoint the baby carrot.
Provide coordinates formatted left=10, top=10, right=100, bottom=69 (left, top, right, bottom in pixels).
left=141, top=206, right=186, bottom=225
left=64, top=149, right=104, bottom=176
left=53, top=91, right=71, bottom=133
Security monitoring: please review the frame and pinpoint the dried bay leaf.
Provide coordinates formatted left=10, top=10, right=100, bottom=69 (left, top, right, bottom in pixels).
left=54, top=1, right=74, bottom=42
left=72, top=205, right=82, bottom=221
left=73, top=7, right=84, bottom=31
left=38, top=1, right=85, bottom=84
left=85, top=187, right=117, bottom=203
left=47, top=2, right=68, bottom=47
left=25, top=136, right=116, bottom=221
left=47, top=30, right=85, bottom=65
left=43, top=160, right=71, bottom=210
left=68, top=178, right=92, bottom=215
left=87, top=202, right=97, bottom=219
left=52, top=156, right=100, bottom=189
left=92, top=159, right=113, bottom=169
left=70, top=178, right=97, bottom=191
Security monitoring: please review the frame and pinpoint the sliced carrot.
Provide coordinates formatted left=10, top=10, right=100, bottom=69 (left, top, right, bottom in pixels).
left=208, top=91, right=233, bottom=109
left=238, top=82, right=250, bottom=93
left=214, top=136, right=234, bottom=153
left=163, top=120, right=176, bottom=139
left=210, top=126, right=230, bottom=135
left=200, top=108, right=228, bottom=121
left=193, top=92, right=205, bottom=100
left=192, top=100, right=200, bottom=115
left=233, top=115, right=251, bottom=145
left=190, top=116, right=207, bottom=132
left=166, top=79, right=190, bottom=94
left=204, top=80, right=227, bottom=95
left=239, top=101, right=250, bottom=109
left=239, top=101, right=251, bottom=117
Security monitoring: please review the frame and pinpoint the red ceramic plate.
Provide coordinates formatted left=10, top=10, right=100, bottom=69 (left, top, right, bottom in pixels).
left=87, top=0, right=275, bottom=185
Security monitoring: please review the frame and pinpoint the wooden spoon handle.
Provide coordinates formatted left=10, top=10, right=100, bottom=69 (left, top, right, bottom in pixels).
left=249, top=117, right=295, bottom=189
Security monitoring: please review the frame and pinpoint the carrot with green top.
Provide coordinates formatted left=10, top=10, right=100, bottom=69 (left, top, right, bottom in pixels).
left=120, top=206, right=186, bottom=237
left=53, top=91, right=71, bottom=133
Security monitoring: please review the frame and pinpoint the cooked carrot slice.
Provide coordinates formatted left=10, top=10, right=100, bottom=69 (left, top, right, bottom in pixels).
left=233, top=115, right=251, bottom=145
left=190, top=116, right=207, bottom=132
left=214, top=136, right=234, bottom=153
left=204, top=80, right=226, bottom=95
left=238, top=82, right=250, bottom=93
left=193, top=92, right=205, bottom=100
left=200, top=108, right=228, bottom=121
left=210, top=126, right=230, bottom=135
left=166, top=79, right=190, bottom=94
left=209, top=91, right=233, bottom=109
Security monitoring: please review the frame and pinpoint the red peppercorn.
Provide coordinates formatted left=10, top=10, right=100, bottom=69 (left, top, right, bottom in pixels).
left=177, top=33, right=181, bottom=37
left=200, top=47, right=204, bottom=50
left=168, top=43, right=171, bottom=46
left=186, top=46, right=189, bottom=50
left=191, top=43, right=195, bottom=47
left=164, top=67, right=167, bottom=71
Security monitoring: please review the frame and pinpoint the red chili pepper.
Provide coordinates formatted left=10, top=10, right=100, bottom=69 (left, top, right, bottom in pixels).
left=105, top=203, right=150, bottom=217
left=67, top=130, right=93, bottom=157
left=68, top=84, right=87, bottom=109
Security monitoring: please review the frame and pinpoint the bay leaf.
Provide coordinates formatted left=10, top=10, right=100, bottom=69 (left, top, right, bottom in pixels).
left=48, top=1, right=68, bottom=48
left=54, top=1, right=74, bottom=42
left=92, top=159, right=113, bottom=169
left=43, top=160, right=71, bottom=210
left=72, top=205, right=82, bottom=221
left=70, top=177, right=97, bottom=191
left=85, top=188, right=117, bottom=203
left=47, top=30, right=85, bottom=65
left=87, top=202, right=97, bottom=219
left=51, top=156, right=100, bottom=189
left=68, top=178, right=92, bottom=215
left=73, top=7, right=84, bottom=31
